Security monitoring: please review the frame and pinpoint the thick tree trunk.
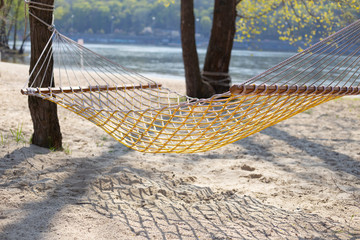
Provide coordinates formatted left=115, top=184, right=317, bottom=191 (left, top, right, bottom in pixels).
left=181, top=0, right=214, bottom=98
left=203, top=0, right=237, bottom=94
left=28, top=0, right=62, bottom=149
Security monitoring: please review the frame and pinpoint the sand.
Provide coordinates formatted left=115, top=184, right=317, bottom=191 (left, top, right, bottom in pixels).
left=0, top=61, right=359, bottom=239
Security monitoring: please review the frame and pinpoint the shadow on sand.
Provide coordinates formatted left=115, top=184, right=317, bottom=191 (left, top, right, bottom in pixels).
left=0, top=139, right=358, bottom=239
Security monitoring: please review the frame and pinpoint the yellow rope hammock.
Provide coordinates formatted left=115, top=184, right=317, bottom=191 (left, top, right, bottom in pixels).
left=22, top=3, right=360, bottom=153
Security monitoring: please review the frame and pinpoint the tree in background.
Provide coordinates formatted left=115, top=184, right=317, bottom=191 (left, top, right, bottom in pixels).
left=181, top=0, right=238, bottom=98
left=202, top=0, right=238, bottom=95
left=0, top=0, right=26, bottom=51
left=237, top=0, right=360, bottom=51
left=0, top=0, right=11, bottom=48
left=181, top=0, right=214, bottom=98
left=53, top=0, right=183, bottom=35
left=11, top=0, right=21, bottom=50
left=28, top=0, right=62, bottom=149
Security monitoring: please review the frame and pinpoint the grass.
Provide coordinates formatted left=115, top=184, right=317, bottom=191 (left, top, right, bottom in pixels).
left=0, top=132, right=5, bottom=145
left=63, top=145, right=72, bottom=155
left=49, top=147, right=57, bottom=152
left=96, top=135, right=109, bottom=147
left=303, top=109, right=313, bottom=115
left=169, top=96, right=188, bottom=104
left=10, top=124, right=26, bottom=144
left=49, top=145, right=70, bottom=153
left=101, top=136, right=108, bottom=141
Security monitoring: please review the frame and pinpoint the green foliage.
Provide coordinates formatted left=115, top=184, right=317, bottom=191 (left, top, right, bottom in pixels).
left=0, top=0, right=26, bottom=48
left=53, top=0, right=212, bottom=35
left=236, top=0, right=360, bottom=50
left=86, top=28, right=94, bottom=34
left=54, top=0, right=71, bottom=21
left=52, top=0, right=360, bottom=48
left=200, top=16, right=211, bottom=36
left=3, top=0, right=358, bottom=51
left=157, top=0, right=175, bottom=8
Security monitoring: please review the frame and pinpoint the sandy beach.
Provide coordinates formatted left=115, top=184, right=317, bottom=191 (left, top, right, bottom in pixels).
left=0, top=61, right=359, bottom=239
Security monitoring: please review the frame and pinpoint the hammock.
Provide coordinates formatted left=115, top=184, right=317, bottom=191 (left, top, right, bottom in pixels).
left=22, top=3, right=360, bottom=153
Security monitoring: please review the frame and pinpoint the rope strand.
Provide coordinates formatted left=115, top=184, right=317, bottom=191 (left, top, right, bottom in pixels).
left=25, top=0, right=54, bottom=10
left=28, top=11, right=55, bottom=30
left=26, top=0, right=55, bottom=30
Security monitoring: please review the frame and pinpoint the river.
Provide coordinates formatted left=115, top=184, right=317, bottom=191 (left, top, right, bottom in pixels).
left=2, top=42, right=295, bottom=84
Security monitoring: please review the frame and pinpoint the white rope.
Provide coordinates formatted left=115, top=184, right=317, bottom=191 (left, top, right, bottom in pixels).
left=24, top=30, right=55, bottom=89
left=28, top=10, right=54, bottom=31
left=27, top=4, right=54, bottom=11
left=25, top=0, right=55, bottom=30
left=202, top=76, right=231, bottom=87
left=202, top=71, right=230, bottom=77
left=25, top=0, right=54, bottom=10
left=201, top=71, right=231, bottom=87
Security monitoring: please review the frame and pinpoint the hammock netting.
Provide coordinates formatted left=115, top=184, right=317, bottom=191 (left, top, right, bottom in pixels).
left=22, top=7, right=360, bottom=153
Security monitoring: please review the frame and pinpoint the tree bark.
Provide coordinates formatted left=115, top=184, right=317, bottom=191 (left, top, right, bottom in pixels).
left=28, top=0, right=62, bottom=149
left=202, top=0, right=237, bottom=94
left=181, top=0, right=214, bottom=98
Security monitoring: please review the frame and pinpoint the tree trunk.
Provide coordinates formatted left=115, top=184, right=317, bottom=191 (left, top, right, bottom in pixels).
left=0, top=17, right=9, bottom=48
left=12, top=21, right=17, bottom=50
left=202, top=0, right=237, bottom=94
left=181, top=0, right=214, bottom=98
left=28, top=0, right=62, bottom=149
left=19, top=33, right=30, bottom=54
left=12, top=0, right=21, bottom=50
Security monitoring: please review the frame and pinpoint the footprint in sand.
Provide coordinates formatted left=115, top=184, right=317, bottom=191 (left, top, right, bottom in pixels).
left=241, top=164, right=256, bottom=171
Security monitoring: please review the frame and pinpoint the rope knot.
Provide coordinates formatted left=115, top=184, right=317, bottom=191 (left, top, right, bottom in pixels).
left=201, top=71, right=231, bottom=87
left=25, top=0, right=55, bottom=12
left=48, top=24, right=55, bottom=31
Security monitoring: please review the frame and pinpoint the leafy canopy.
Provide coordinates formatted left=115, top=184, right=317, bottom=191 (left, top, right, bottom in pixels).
left=237, top=0, right=360, bottom=50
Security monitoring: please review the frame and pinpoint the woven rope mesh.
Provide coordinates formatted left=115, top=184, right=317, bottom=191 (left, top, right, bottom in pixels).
left=23, top=20, right=360, bottom=153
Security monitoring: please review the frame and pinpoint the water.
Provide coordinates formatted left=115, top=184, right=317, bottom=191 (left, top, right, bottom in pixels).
left=3, top=42, right=295, bottom=84
left=84, top=43, right=295, bottom=84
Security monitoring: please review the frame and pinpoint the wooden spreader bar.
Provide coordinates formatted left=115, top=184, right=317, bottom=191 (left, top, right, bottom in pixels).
left=230, top=84, right=360, bottom=96
left=21, top=83, right=360, bottom=97
left=21, top=83, right=162, bottom=95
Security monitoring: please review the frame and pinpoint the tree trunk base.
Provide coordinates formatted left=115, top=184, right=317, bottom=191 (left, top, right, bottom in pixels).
left=28, top=96, right=62, bottom=150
